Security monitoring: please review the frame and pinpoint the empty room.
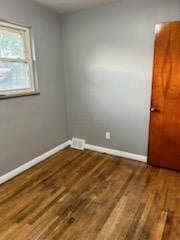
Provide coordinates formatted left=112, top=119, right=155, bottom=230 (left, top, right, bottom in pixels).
left=0, top=0, right=179, bottom=239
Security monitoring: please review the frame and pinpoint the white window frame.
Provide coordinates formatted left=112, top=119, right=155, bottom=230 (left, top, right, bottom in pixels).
left=0, top=21, right=38, bottom=98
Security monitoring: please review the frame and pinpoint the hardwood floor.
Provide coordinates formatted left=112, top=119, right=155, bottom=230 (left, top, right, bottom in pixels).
left=0, top=147, right=180, bottom=240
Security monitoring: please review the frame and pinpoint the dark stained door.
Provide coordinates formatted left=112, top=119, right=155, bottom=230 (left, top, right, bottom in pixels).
left=148, top=21, right=180, bottom=170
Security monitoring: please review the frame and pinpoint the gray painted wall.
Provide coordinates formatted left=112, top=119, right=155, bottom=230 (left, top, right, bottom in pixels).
left=0, top=0, right=179, bottom=176
left=62, top=0, right=180, bottom=155
left=0, top=0, right=67, bottom=175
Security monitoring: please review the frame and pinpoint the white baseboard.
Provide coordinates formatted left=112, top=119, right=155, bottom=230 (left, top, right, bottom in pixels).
left=85, top=144, right=147, bottom=163
left=0, top=140, right=71, bottom=185
left=0, top=140, right=147, bottom=185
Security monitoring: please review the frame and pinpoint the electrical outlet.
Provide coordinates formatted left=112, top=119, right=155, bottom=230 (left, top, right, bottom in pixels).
left=106, top=132, right=111, bottom=140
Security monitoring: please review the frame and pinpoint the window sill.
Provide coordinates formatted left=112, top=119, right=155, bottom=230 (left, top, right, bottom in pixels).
left=0, top=92, right=40, bottom=100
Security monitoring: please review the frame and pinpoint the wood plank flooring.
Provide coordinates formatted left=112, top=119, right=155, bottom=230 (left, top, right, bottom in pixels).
left=0, top=147, right=180, bottom=239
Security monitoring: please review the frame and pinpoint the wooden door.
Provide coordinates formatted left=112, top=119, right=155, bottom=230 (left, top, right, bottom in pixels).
left=148, top=21, right=180, bottom=170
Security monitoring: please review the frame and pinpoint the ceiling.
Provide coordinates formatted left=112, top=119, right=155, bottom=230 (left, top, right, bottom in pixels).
left=34, top=0, right=115, bottom=13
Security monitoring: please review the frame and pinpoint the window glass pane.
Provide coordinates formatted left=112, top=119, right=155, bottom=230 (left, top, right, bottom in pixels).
left=0, top=61, right=30, bottom=91
left=0, top=27, right=25, bottom=59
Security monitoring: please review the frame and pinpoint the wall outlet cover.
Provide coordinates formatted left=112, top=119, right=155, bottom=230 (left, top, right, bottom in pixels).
left=106, top=132, right=111, bottom=140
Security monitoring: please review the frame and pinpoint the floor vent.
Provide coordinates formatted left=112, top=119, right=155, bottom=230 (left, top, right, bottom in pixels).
left=71, top=138, right=86, bottom=150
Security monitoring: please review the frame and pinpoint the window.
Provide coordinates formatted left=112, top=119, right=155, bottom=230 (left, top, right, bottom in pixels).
left=0, top=21, right=38, bottom=98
